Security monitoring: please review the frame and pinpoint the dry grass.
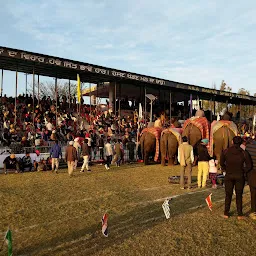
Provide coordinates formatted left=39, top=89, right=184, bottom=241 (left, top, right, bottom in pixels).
left=0, top=163, right=256, bottom=256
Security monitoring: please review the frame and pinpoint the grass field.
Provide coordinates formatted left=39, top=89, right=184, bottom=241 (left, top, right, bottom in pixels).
left=1, top=163, right=256, bottom=256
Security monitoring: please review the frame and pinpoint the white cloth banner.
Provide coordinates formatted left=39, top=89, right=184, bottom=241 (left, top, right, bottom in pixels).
left=162, top=199, right=171, bottom=219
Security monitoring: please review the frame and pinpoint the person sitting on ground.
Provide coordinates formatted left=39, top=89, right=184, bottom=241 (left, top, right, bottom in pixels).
left=21, top=152, right=33, bottom=172
left=3, top=154, right=20, bottom=174
left=34, top=150, right=43, bottom=172
left=178, top=136, right=194, bottom=190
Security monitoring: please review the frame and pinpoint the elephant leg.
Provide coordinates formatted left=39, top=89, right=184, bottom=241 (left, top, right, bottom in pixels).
left=161, top=133, right=168, bottom=166
left=167, top=134, right=178, bottom=166
left=144, top=151, right=149, bottom=165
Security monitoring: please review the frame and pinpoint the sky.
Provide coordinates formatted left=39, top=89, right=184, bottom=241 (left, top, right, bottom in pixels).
left=0, top=0, right=256, bottom=96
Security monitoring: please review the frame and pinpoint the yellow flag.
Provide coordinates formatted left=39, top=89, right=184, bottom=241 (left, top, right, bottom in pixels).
left=77, top=74, right=81, bottom=103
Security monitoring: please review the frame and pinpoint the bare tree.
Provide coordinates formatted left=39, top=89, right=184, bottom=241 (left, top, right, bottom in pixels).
left=27, top=81, right=77, bottom=99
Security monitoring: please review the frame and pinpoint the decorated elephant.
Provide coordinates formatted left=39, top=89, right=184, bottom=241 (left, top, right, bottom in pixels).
left=160, top=127, right=182, bottom=166
left=140, top=127, right=162, bottom=165
left=182, top=110, right=210, bottom=148
left=210, top=112, right=238, bottom=166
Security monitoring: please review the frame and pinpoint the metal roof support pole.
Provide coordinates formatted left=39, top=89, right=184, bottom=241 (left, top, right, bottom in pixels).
left=213, top=97, right=216, bottom=117
left=1, top=69, right=3, bottom=97
left=118, top=83, right=121, bottom=134
left=210, top=97, right=213, bottom=122
left=55, top=77, right=58, bottom=127
left=68, top=79, right=71, bottom=109
left=25, top=73, right=28, bottom=96
left=240, top=102, right=242, bottom=123
left=144, top=86, right=147, bottom=126
left=118, top=83, right=121, bottom=117
left=32, top=66, right=35, bottom=126
left=89, top=83, right=92, bottom=126
left=169, top=90, right=172, bottom=123
left=114, top=81, right=117, bottom=116
left=37, top=75, right=40, bottom=106
left=14, top=67, right=18, bottom=125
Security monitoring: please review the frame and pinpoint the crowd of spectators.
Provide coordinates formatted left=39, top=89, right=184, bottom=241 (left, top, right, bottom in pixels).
left=0, top=94, right=143, bottom=153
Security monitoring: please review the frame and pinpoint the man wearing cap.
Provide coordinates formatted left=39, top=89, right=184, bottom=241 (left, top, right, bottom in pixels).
left=73, top=138, right=81, bottom=170
left=178, top=136, right=194, bottom=189
left=34, top=150, right=43, bottom=171
left=197, top=139, right=211, bottom=188
left=220, top=136, right=252, bottom=219
left=3, top=154, right=20, bottom=174
left=80, top=139, right=91, bottom=172
left=65, top=141, right=78, bottom=177
left=50, top=140, right=62, bottom=173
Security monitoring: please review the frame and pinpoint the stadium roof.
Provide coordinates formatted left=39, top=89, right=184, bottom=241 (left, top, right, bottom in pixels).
left=0, top=46, right=255, bottom=105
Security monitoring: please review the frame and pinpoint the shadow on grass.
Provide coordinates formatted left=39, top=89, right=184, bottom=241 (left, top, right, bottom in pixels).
left=18, top=188, right=225, bottom=255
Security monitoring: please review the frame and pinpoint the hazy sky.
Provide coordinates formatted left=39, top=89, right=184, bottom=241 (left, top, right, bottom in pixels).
left=1, top=0, right=256, bottom=96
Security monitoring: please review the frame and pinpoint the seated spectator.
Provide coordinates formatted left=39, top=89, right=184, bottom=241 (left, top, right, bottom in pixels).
left=37, top=159, right=47, bottom=172
left=3, top=154, right=19, bottom=174
left=21, top=152, right=33, bottom=172
left=34, top=150, right=43, bottom=171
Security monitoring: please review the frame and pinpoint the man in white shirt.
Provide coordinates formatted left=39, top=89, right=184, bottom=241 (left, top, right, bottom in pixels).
left=34, top=150, right=43, bottom=171
left=104, top=138, right=113, bottom=170
left=46, top=120, right=53, bottom=132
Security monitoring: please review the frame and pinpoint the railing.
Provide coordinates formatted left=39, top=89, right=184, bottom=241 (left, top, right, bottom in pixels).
left=0, top=145, right=138, bottom=163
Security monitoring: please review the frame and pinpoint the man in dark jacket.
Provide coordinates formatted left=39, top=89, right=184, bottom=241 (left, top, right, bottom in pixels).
left=220, top=136, right=252, bottom=219
left=21, top=152, right=33, bottom=172
left=3, top=154, right=19, bottom=174
left=244, top=139, right=256, bottom=220
left=80, top=139, right=91, bottom=172
left=197, top=139, right=210, bottom=188
left=98, top=135, right=104, bottom=160
left=50, top=140, right=62, bottom=173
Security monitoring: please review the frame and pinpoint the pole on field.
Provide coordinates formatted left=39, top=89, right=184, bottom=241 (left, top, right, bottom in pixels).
left=55, top=77, right=58, bottom=127
left=37, top=74, right=40, bottom=106
left=32, top=66, right=35, bottom=126
left=1, top=69, right=3, bottom=97
left=14, top=68, right=18, bottom=124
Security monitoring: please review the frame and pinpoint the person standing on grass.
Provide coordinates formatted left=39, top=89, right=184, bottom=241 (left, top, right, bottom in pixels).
left=99, top=134, right=104, bottom=161
left=114, top=139, right=123, bottom=167
left=243, top=139, right=256, bottom=220
left=65, top=141, right=78, bottom=177
left=220, top=136, right=252, bottom=220
left=178, top=136, right=194, bottom=190
left=209, top=157, right=218, bottom=189
left=50, top=140, right=62, bottom=174
left=197, top=139, right=210, bottom=188
left=104, top=138, right=113, bottom=170
left=73, top=137, right=81, bottom=170
left=80, top=139, right=91, bottom=173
